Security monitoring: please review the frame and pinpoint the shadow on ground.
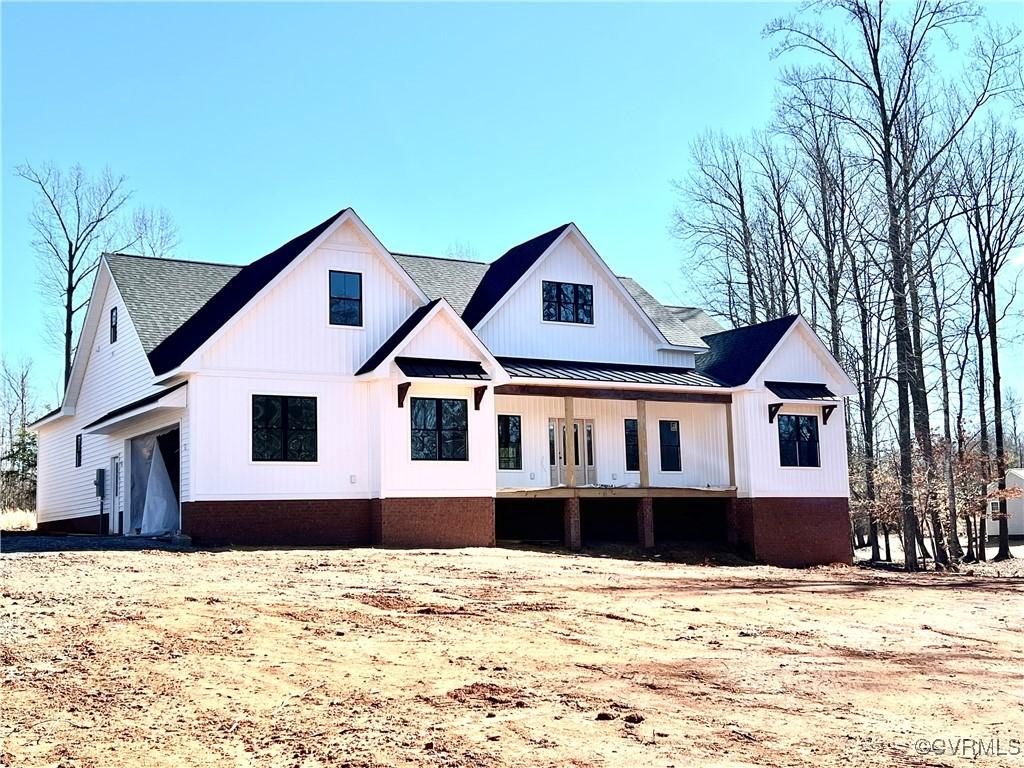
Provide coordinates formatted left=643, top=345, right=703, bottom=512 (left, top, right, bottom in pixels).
left=0, top=532, right=189, bottom=555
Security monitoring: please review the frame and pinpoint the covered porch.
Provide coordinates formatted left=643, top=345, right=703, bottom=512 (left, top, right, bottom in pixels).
left=492, top=362, right=738, bottom=550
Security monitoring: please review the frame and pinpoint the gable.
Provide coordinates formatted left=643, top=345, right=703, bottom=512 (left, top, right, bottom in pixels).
left=60, top=262, right=162, bottom=421
left=198, top=217, right=424, bottom=375
left=398, top=309, right=482, bottom=362
left=754, top=321, right=856, bottom=395
left=473, top=228, right=700, bottom=365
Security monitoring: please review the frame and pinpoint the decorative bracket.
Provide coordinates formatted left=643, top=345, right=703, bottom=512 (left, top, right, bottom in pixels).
left=474, top=385, right=488, bottom=411
left=397, top=382, right=411, bottom=408
left=768, top=402, right=783, bottom=423
left=822, top=404, right=837, bottom=425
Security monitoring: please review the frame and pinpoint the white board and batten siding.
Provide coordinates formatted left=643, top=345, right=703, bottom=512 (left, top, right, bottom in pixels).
left=731, top=324, right=851, bottom=499
left=190, top=240, right=497, bottom=501
left=35, top=266, right=188, bottom=523
left=475, top=233, right=696, bottom=367
left=198, top=220, right=421, bottom=376
left=493, top=395, right=731, bottom=490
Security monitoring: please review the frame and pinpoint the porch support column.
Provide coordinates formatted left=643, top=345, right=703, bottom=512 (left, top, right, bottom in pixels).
left=563, top=396, right=577, bottom=488
left=724, top=401, right=737, bottom=487
left=636, top=399, right=650, bottom=488
left=563, top=496, right=581, bottom=550
left=636, top=496, right=654, bottom=549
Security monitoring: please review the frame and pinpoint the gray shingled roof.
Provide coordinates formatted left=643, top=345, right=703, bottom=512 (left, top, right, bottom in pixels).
left=106, top=250, right=714, bottom=361
left=104, top=253, right=241, bottom=353
left=667, top=305, right=726, bottom=339
left=617, top=277, right=708, bottom=349
left=392, top=254, right=488, bottom=314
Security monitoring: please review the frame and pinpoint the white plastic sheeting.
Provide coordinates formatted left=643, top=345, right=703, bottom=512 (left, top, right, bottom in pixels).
left=129, top=426, right=179, bottom=536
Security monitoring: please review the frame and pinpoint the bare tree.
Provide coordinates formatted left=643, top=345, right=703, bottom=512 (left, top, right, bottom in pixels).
left=767, top=0, right=1019, bottom=570
left=129, top=206, right=180, bottom=258
left=16, top=164, right=133, bottom=387
left=952, top=119, right=1024, bottom=560
left=672, top=132, right=760, bottom=325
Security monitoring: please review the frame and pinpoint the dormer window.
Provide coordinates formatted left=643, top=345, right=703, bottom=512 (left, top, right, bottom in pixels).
left=329, top=271, right=362, bottom=326
left=110, top=307, right=118, bottom=343
left=542, top=281, right=593, bottom=324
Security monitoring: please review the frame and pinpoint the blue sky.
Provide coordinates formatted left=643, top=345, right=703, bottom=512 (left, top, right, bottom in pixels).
left=2, top=2, right=1021, bottom=412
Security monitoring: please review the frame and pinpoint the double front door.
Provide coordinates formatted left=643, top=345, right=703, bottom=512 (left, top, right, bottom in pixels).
left=548, top=418, right=596, bottom=486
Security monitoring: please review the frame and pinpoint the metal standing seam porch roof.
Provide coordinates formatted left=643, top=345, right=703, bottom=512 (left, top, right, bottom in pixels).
left=497, top=357, right=724, bottom=388
left=394, top=357, right=489, bottom=380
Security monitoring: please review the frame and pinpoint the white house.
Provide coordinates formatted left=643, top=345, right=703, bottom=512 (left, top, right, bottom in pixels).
left=986, top=469, right=1024, bottom=538
left=31, top=208, right=857, bottom=566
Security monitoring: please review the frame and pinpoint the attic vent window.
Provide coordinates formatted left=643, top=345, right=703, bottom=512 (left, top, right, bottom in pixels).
left=542, top=281, right=593, bottom=325
left=329, top=271, right=362, bottom=326
left=110, top=307, right=118, bottom=343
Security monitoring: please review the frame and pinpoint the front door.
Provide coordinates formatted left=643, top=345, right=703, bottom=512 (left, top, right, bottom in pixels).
left=548, top=418, right=596, bottom=486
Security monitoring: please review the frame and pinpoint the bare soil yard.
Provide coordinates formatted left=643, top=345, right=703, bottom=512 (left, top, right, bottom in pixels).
left=2, top=544, right=1022, bottom=767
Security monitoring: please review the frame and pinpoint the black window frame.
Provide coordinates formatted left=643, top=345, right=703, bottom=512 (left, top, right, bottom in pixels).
left=659, top=420, right=682, bottom=472
left=251, top=394, right=318, bottom=462
left=624, top=418, right=640, bottom=472
left=777, top=414, right=820, bottom=468
left=497, top=414, right=522, bottom=470
left=542, top=280, right=594, bottom=325
left=328, top=270, right=363, bottom=327
left=75, top=434, right=82, bottom=467
left=110, top=307, right=118, bottom=344
left=411, top=397, right=469, bottom=462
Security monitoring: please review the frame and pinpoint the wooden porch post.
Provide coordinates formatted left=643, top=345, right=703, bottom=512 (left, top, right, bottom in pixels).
left=724, top=401, right=736, bottom=487
left=636, top=399, right=650, bottom=488
left=564, top=396, right=577, bottom=488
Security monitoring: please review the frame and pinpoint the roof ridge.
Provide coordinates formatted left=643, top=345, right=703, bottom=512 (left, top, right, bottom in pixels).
left=105, top=252, right=243, bottom=269
left=392, top=252, right=489, bottom=265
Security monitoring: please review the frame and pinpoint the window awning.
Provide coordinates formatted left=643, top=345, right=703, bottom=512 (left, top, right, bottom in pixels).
left=84, top=382, right=187, bottom=435
left=395, top=357, right=489, bottom=380
left=765, top=381, right=836, bottom=400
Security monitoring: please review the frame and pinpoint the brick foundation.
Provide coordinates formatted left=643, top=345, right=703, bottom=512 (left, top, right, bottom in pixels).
left=373, top=497, right=495, bottom=548
left=181, top=499, right=372, bottom=546
left=729, top=497, right=852, bottom=567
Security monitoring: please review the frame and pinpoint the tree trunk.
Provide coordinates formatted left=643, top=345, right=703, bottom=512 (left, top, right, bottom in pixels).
left=985, top=280, right=1013, bottom=561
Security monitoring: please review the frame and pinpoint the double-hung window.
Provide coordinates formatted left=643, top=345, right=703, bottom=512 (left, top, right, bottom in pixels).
left=542, top=281, right=593, bottom=324
left=329, top=271, right=362, bottom=326
left=659, top=420, right=681, bottom=472
left=252, top=395, right=318, bottom=462
left=411, top=398, right=468, bottom=461
left=778, top=414, right=820, bottom=467
left=624, top=419, right=640, bottom=472
left=497, top=415, right=522, bottom=470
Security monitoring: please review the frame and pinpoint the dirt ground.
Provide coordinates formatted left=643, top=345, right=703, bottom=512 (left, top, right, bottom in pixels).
left=2, top=543, right=1022, bottom=768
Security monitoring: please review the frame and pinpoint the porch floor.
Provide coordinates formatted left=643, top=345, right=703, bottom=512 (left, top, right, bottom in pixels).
left=496, top=485, right=736, bottom=499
